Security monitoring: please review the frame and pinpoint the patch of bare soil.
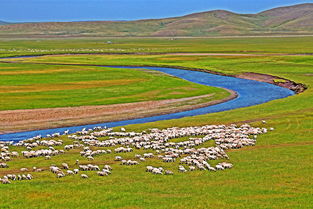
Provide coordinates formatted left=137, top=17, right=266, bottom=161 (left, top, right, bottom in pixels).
left=236, top=72, right=307, bottom=93
left=0, top=91, right=237, bottom=134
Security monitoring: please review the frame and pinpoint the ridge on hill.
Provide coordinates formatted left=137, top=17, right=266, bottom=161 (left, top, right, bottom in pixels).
left=0, top=3, right=313, bottom=37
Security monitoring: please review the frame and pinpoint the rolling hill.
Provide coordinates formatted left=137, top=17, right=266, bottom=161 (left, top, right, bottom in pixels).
left=1, top=3, right=313, bottom=37
left=0, top=21, right=9, bottom=25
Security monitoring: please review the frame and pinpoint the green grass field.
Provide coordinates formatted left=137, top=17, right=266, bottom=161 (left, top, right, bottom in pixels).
left=0, top=62, right=226, bottom=111
left=0, top=37, right=313, bottom=209
left=1, top=36, right=313, bottom=57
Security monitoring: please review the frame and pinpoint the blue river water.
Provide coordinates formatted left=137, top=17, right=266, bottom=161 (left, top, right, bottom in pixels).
left=0, top=66, right=295, bottom=142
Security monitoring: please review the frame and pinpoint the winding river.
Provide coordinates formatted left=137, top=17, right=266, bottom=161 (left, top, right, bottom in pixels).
left=0, top=65, right=295, bottom=142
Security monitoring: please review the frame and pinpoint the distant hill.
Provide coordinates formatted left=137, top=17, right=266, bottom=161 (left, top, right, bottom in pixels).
left=0, top=21, right=9, bottom=25
left=1, top=3, right=313, bottom=37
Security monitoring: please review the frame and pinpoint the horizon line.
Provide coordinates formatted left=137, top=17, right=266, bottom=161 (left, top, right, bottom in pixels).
left=1, top=2, right=311, bottom=24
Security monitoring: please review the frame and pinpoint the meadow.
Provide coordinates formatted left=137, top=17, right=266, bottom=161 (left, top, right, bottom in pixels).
left=0, top=62, right=226, bottom=111
left=0, top=37, right=312, bottom=209
left=1, top=36, right=313, bottom=57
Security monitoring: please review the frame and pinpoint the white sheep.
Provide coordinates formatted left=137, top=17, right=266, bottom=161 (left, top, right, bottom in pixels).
left=103, top=165, right=112, bottom=171
left=67, top=170, right=74, bottom=175
left=165, top=170, right=174, bottom=175
left=26, top=174, right=33, bottom=180
left=97, top=171, right=108, bottom=176
left=81, top=174, right=88, bottom=179
left=62, top=163, right=69, bottom=170
left=20, top=168, right=28, bottom=172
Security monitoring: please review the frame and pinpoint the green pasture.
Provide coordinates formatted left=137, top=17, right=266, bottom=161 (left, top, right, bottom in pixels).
left=13, top=53, right=313, bottom=83
left=0, top=62, right=226, bottom=110
left=0, top=38, right=313, bottom=208
left=1, top=36, right=313, bottom=57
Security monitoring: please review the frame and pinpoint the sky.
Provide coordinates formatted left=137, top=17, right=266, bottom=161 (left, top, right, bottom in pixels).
left=1, top=0, right=313, bottom=22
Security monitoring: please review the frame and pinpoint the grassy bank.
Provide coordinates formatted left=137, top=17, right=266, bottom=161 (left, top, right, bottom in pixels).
left=0, top=62, right=227, bottom=111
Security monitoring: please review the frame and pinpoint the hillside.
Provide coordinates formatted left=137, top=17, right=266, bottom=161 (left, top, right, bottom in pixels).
left=0, top=21, right=9, bottom=25
left=0, top=3, right=313, bottom=37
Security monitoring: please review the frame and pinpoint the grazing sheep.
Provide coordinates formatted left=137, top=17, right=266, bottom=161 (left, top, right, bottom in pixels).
left=165, top=170, right=174, bottom=175
left=0, top=163, right=8, bottom=168
left=103, top=165, right=112, bottom=171
left=87, top=164, right=100, bottom=171
left=79, top=165, right=88, bottom=171
left=207, top=166, right=216, bottom=172
left=0, top=178, right=11, bottom=184
left=152, top=168, right=163, bottom=175
left=218, top=162, right=233, bottom=169
left=64, top=145, right=74, bottom=151
left=26, top=174, right=33, bottom=180
left=146, top=166, right=154, bottom=172
left=102, top=169, right=111, bottom=175
left=178, top=165, right=187, bottom=173
left=215, top=164, right=225, bottom=170
left=115, top=156, right=123, bottom=161
left=121, top=160, right=139, bottom=166
left=20, top=168, right=28, bottom=172
left=97, top=171, right=108, bottom=176
left=50, top=166, right=61, bottom=174
left=3, top=123, right=268, bottom=183
left=87, top=156, right=94, bottom=161
left=67, top=170, right=74, bottom=175
left=81, top=174, right=88, bottom=179
left=11, top=152, right=19, bottom=158
left=143, top=153, right=154, bottom=158
left=57, top=173, right=65, bottom=178
left=62, top=163, right=69, bottom=170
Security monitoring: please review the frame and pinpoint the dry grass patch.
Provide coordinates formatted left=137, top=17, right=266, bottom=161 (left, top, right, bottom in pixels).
left=0, top=92, right=236, bottom=134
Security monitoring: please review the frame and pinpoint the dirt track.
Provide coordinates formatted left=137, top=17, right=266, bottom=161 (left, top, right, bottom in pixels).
left=0, top=91, right=236, bottom=134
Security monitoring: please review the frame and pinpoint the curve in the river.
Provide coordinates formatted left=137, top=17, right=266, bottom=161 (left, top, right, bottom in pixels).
left=0, top=65, right=295, bottom=142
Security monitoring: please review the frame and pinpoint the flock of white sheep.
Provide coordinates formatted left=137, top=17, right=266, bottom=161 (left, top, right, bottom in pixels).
left=0, top=122, right=271, bottom=184
left=0, top=47, right=170, bottom=54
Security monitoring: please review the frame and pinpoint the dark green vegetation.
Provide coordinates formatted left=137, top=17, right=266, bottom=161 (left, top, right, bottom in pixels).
left=1, top=3, right=313, bottom=37
left=0, top=62, right=225, bottom=110
left=0, top=37, right=313, bottom=208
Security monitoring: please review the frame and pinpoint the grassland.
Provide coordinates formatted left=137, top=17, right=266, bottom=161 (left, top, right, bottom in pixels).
left=0, top=37, right=313, bottom=209
left=1, top=36, right=313, bottom=58
left=0, top=62, right=225, bottom=111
